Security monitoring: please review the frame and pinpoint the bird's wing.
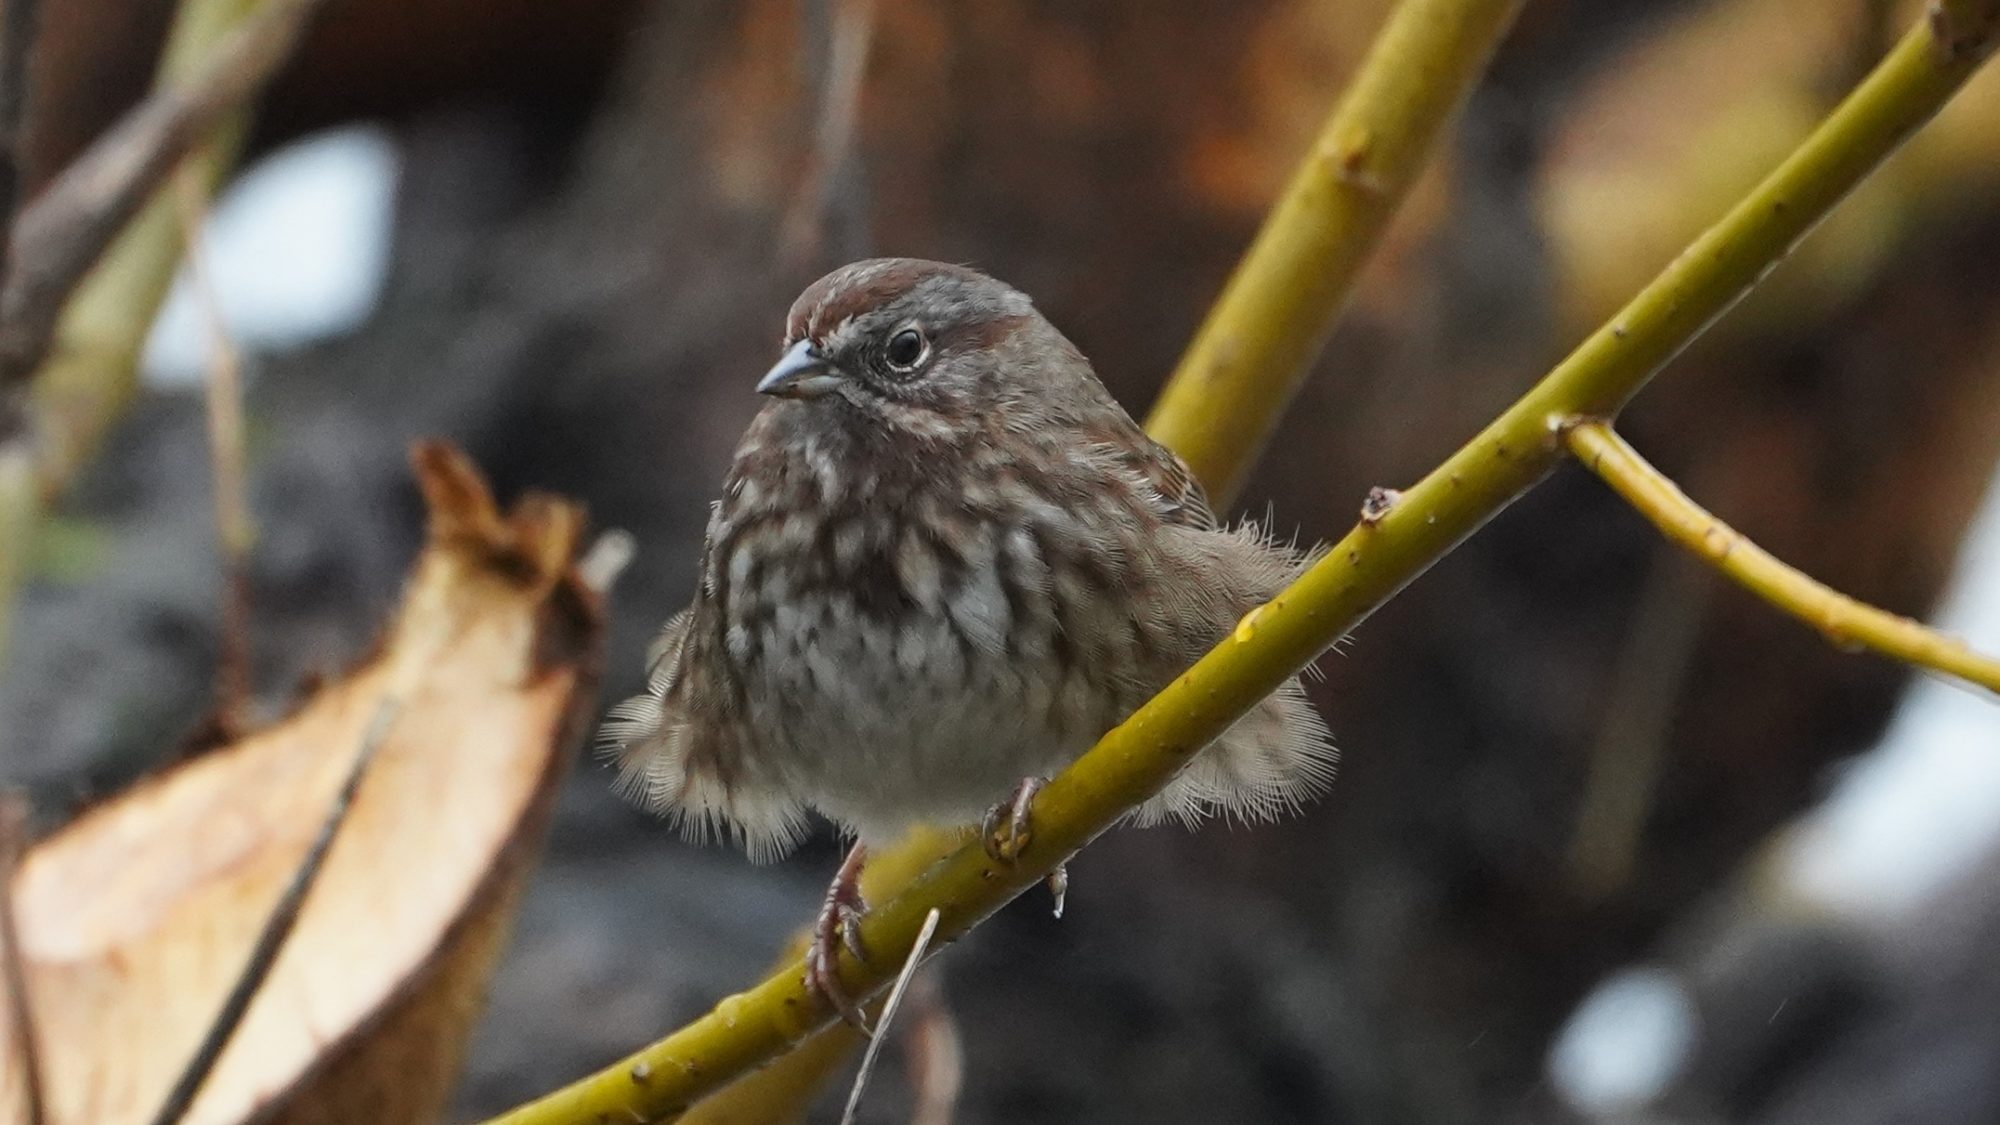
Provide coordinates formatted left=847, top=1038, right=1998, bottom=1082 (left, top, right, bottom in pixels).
left=1145, top=439, right=1220, bottom=530
left=606, top=605, right=811, bottom=862
left=1103, top=428, right=1219, bottom=530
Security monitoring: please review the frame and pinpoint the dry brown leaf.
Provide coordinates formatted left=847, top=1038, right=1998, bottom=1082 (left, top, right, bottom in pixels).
left=0, top=442, right=602, bottom=1125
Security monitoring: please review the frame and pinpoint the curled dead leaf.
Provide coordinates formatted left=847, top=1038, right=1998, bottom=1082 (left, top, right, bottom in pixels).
left=0, top=442, right=602, bottom=1125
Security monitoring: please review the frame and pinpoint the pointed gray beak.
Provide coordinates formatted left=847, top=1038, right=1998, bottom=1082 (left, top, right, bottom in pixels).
left=757, top=339, right=843, bottom=399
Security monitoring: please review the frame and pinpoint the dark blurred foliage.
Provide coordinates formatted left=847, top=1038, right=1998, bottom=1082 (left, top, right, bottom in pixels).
left=4, top=0, right=2000, bottom=1121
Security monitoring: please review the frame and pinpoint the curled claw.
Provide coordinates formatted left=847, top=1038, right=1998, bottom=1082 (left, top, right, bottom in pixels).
left=805, top=843, right=873, bottom=1035
left=983, top=776, right=1069, bottom=918
left=983, top=776, right=1047, bottom=864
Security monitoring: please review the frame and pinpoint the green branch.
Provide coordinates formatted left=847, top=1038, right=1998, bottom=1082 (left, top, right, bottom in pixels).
left=483, top=2, right=2000, bottom=1122
left=1565, top=419, right=2000, bottom=693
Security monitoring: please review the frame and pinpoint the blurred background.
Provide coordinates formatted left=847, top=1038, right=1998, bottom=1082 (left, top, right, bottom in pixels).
left=3, top=0, right=2000, bottom=1121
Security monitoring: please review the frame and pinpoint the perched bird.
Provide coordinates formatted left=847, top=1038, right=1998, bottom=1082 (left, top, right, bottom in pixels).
left=605, top=258, right=1334, bottom=1022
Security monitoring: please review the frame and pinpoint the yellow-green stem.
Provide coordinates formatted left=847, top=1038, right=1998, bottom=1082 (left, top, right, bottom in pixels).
left=1145, top=0, right=1525, bottom=506
left=1565, top=419, right=2000, bottom=693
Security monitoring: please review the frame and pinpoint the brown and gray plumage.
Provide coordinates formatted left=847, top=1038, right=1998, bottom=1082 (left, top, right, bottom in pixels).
left=605, top=259, right=1335, bottom=862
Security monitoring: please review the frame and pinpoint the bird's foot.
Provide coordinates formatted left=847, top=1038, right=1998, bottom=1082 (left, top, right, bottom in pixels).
left=805, top=843, right=873, bottom=1035
left=982, top=776, right=1046, bottom=863
left=982, top=776, right=1068, bottom=917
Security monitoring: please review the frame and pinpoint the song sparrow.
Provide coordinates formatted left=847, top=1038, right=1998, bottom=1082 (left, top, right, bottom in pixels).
left=606, top=258, right=1334, bottom=1022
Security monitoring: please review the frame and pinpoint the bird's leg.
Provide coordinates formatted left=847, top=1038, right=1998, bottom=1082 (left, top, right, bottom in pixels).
left=981, top=776, right=1068, bottom=917
left=806, top=841, right=873, bottom=1034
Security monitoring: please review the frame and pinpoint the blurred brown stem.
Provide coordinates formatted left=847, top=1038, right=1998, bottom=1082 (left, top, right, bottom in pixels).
left=0, top=0, right=303, bottom=679
left=1566, top=545, right=1714, bottom=898
left=779, top=0, right=877, bottom=270
left=0, top=0, right=328, bottom=397
left=673, top=835, right=953, bottom=1125
left=838, top=907, right=941, bottom=1125
left=0, top=0, right=44, bottom=297
left=901, top=972, right=963, bottom=1125
left=173, top=166, right=255, bottom=727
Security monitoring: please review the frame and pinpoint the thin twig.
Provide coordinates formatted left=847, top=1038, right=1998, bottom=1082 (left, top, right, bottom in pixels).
left=173, top=167, right=256, bottom=727
left=0, top=0, right=44, bottom=294
left=0, top=793, right=46, bottom=1125
left=1565, top=420, right=2000, bottom=696
left=146, top=694, right=405, bottom=1125
left=0, top=0, right=330, bottom=394
left=839, top=908, right=940, bottom=1125
left=672, top=835, right=954, bottom=1125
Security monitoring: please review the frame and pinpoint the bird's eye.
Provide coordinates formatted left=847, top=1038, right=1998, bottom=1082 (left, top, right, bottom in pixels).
left=884, top=327, right=928, bottom=372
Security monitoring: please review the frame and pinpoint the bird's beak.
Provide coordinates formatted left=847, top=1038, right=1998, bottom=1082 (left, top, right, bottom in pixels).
left=756, top=339, right=843, bottom=399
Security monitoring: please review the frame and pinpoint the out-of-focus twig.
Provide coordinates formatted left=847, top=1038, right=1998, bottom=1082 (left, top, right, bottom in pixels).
left=480, top=4, right=2000, bottom=1120
left=0, top=0, right=44, bottom=297
left=0, top=0, right=305, bottom=676
left=779, top=0, right=877, bottom=270
left=0, top=445, right=32, bottom=682
left=1564, top=420, right=2000, bottom=695
left=0, top=0, right=328, bottom=395
left=0, top=793, right=46, bottom=1125
left=1144, top=0, right=1527, bottom=508
left=173, top=166, right=255, bottom=727
left=1567, top=545, right=1714, bottom=898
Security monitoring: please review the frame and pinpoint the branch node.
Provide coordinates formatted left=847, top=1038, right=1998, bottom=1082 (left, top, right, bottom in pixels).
left=1928, top=0, right=2000, bottom=61
left=1359, top=486, right=1403, bottom=525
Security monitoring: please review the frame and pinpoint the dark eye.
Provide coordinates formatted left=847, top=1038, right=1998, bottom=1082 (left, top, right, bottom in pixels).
left=884, top=327, right=928, bottom=372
